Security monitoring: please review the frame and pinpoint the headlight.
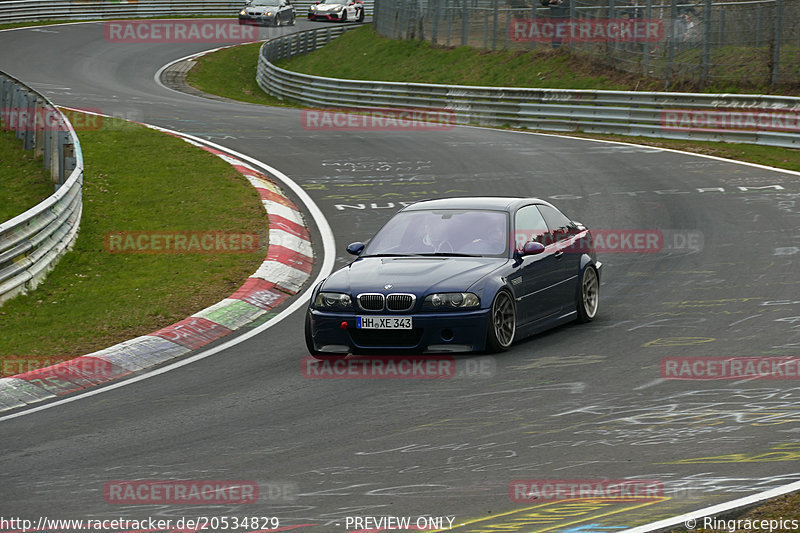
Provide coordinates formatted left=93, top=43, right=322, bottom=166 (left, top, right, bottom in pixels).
left=314, top=292, right=353, bottom=310
left=266, top=11, right=272, bottom=15
left=240, top=10, right=246, bottom=14
left=423, top=292, right=480, bottom=309
left=334, top=6, right=343, bottom=10
left=310, top=5, right=316, bottom=9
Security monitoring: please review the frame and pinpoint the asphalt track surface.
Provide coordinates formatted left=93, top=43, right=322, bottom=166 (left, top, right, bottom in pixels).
left=1, top=18, right=800, bottom=533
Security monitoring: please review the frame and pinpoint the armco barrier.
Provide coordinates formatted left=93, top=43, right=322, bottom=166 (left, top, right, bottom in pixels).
left=0, top=0, right=373, bottom=24
left=257, top=27, right=800, bottom=149
left=0, top=71, right=83, bottom=306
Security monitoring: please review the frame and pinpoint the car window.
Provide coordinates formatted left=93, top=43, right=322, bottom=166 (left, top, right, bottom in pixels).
left=537, top=204, right=576, bottom=243
left=514, top=205, right=550, bottom=249
left=364, top=209, right=508, bottom=256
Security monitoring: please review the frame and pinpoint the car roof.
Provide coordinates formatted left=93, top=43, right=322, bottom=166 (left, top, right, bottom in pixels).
left=401, top=196, right=552, bottom=212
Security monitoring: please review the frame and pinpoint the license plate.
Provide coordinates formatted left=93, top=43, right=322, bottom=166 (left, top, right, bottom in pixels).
left=356, top=316, right=412, bottom=329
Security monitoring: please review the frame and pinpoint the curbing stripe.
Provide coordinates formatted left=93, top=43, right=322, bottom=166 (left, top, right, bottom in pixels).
left=150, top=316, right=234, bottom=350
left=229, top=278, right=291, bottom=311
left=267, top=245, right=314, bottom=274
left=0, top=117, right=314, bottom=411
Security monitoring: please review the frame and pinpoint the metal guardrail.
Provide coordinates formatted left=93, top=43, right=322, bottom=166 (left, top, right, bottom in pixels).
left=257, top=27, right=800, bottom=148
left=0, top=71, right=83, bottom=306
left=0, top=0, right=373, bottom=24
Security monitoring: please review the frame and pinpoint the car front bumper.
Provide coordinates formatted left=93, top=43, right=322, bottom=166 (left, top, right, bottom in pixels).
left=238, top=14, right=277, bottom=25
left=308, top=11, right=344, bottom=20
left=308, top=308, right=491, bottom=354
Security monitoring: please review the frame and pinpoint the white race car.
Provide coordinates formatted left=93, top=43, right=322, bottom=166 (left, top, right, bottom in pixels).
left=308, top=0, right=364, bottom=22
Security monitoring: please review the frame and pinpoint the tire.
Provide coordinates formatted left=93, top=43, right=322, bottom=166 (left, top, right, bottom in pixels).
left=275, top=16, right=281, bottom=27
left=290, top=13, right=296, bottom=25
left=305, top=312, right=347, bottom=360
left=575, top=266, right=599, bottom=323
left=357, top=7, right=364, bottom=22
left=485, top=290, right=516, bottom=353
left=341, top=10, right=347, bottom=21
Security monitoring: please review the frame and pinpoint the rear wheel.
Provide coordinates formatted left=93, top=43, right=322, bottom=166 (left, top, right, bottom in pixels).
left=576, top=266, right=599, bottom=322
left=486, top=290, right=515, bottom=352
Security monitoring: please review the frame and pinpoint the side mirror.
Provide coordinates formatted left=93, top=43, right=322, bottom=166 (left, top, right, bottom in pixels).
left=346, top=242, right=365, bottom=256
left=522, top=241, right=545, bottom=256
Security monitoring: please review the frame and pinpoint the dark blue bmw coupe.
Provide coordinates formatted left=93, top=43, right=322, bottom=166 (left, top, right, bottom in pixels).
left=305, top=197, right=602, bottom=358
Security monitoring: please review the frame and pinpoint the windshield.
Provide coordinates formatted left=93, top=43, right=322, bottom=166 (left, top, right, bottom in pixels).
left=364, top=209, right=509, bottom=257
left=319, top=0, right=344, bottom=4
left=249, top=0, right=280, bottom=6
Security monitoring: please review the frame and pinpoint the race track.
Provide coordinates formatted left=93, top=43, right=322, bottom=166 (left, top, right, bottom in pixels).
left=1, top=19, right=800, bottom=532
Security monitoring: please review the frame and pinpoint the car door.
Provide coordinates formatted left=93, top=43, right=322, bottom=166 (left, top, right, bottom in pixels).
left=536, top=203, right=582, bottom=314
left=512, top=205, right=563, bottom=325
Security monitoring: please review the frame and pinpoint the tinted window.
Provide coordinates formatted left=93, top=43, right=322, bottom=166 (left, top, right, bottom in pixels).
left=514, top=205, right=550, bottom=249
left=537, top=204, right=576, bottom=243
left=364, top=209, right=509, bottom=256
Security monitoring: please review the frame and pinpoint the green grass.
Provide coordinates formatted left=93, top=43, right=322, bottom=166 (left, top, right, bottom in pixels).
left=0, top=114, right=268, bottom=369
left=0, top=129, right=53, bottom=222
left=277, top=25, right=639, bottom=90
left=186, top=42, right=296, bottom=107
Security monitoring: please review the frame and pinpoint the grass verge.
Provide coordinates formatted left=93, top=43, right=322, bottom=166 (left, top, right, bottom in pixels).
left=0, top=114, right=267, bottom=373
left=670, top=492, right=800, bottom=533
left=186, top=41, right=295, bottom=107
left=0, top=129, right=53, bottom=222
left=277, top=25, right=800, bottom=95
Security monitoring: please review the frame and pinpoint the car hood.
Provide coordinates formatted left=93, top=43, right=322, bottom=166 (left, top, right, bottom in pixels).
left=313, top=3, right=344, bottom=9
left=245, top=5, right=275, bottom=12
left=323, top=256, right=507, bottom=297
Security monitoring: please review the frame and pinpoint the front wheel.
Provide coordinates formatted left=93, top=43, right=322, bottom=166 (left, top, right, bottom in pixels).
left=576, top=266, right=599, bottom=323
left=290, top=13, right=296, bottom=24
left=275, top=16, right=282, bottom=26
left=486, top=290, right=516, bottom=353
left=357, top=7, right=364, bottom=21
left=341, top=10, right=347, bottom=21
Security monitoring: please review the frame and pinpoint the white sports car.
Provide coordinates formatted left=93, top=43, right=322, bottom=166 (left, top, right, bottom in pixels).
left=308, top=0, right=364, bottom=22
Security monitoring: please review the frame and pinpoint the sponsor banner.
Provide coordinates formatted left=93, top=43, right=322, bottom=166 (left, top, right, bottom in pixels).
left=509, top=18, right=664, bottom=42
left=104, top=231, right=260, bottom=254
left=662, top=357, right=800, bottom=380
left=302, top=356, right=457, bottom=379
left=302, top=108, right=457, bottom=131
left=661, top=109, right=800, bottom=133
left=509, top=479, right=663, bottom=502
left=104, top=480, right=259, bottom=504
left=104, top=20, right=258, bottom=43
